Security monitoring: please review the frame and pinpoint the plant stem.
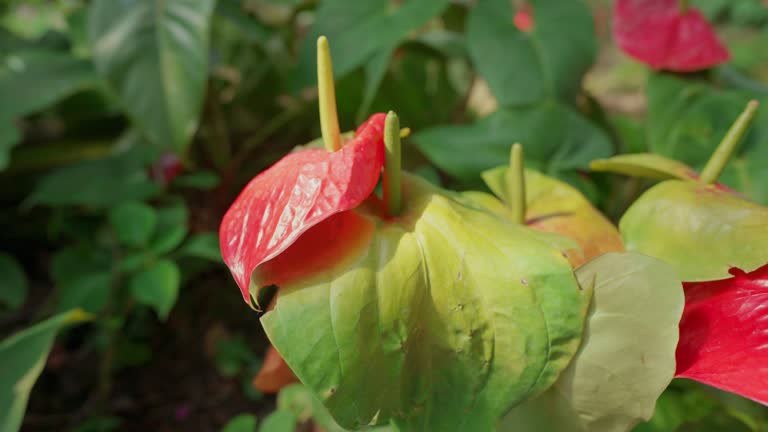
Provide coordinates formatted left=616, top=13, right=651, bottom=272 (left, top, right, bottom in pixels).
left=699, top=100, right=759, bottom=185
left=383, top=111, right=402, bottom=217
left=509, top=143, right=526, bottom=224
left=317, top=36, right=342, bottom=152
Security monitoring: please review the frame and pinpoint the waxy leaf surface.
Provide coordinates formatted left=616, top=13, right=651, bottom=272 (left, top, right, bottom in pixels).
left=483, top=167, right=623, bottom=267
left=590, top=153, right=697, bottom=181
left=501, top=253, right=684, bottom=432
left=219, top=114, right=385, bottom=304
left=261, top=175, right=590, bottom=431
left=613, top=0, right=730, bottom=71
left=620, top=180, right=768, bottom=281
left=676, top=263, right=768, bottom=405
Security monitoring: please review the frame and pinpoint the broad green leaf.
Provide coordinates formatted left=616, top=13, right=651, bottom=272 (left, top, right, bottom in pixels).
left=88, top=0, right=216, bottom=153
left=109, top=201, right=158, bottom=248
left=149, top=203, right=189, bottom=254
left=466, top=0, right=595, bottom=106
left=356, top=46, right=393, bottom=124
left=0, top=310, right=90, bottom=432
left=413, top=102, right=611, bottom=184
left=501, top=253, right=684, bottom=432
left=262, top=175, right=590, bottom=431
left=56, top=272, right=111, bottom=315
left=291, top=0, right=450, bottom=91
left=590, top=153, right=697, bottom=181
left=179, top=232, right=221, bottom=262
left=620, top=180, right=768, bottom=281
left=221, top=414, right=257, bottom=432
left=646, top=73, right=768, bottom=203
left=482, top=168, right=623, bottom=268
left=0, top=252, right=27, bottom=309
left=129, top=259, right=180, bottom=320
left=25, top=149, right=161, bottom=208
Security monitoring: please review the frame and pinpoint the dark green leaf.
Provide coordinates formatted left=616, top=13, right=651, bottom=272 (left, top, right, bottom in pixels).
left=172, top=171, right=221, bottom=190
left=0, top=310, right=90, bottom=432
left=413, top=102, right=612, bottom=184
left=466, top=0, right=595, bottom=106
left=109, top=201, right=158, bottom=248
left=149, top=203, right=189, bottom=254
left=179, top=232, right=221, bottom=262
left=221, top=414, right=257, bottom=432
left=88, top=0, right=216, bottom=153
left=56, top=272, right=111, bottom=315
left=129, top=259, right=180, bottom=320
left=0, top=122, right=20, bottom=171
left=0, top=252, right=27, bottom=309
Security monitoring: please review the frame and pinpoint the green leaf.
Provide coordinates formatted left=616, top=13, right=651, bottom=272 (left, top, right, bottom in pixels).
left=646, top=73, right=768, bottom=203
left=590, top=153, right=697, bottom=181
left=258, top=410, right=297, bottom=432
left=56, top=272, right=111, bottom=315
left=413, top=102, right=612, bottom=184
left=291, top=0, right=451, bottom=91
left=172, top=171, right=220, bottom=190
left=261, top=175, right=590, bottom=430
left=149, top=203, right=189, bottom=254
left=221, top=414, right=257, bottom=432
left=501, top=253, right=684, bottom=432
left=356, top=46, right=393, bottom=124
left=88, top=0, right=216, bottom=153
left=179, top=232, right=221, bottom=262
left=0, top=122, right=20, bottom=171
left=466, top=0, right=595, bottom=106
left=25, top=148, right=161, bottom=208
left=0, top=252, right=27, bottom=309
left=620, top=180, right=768, bottom=281
left=0, top=310, right=91, bottom=432
left=109, top=201, right=158, bottom=248
left=129, top=259, right=180, bottom=320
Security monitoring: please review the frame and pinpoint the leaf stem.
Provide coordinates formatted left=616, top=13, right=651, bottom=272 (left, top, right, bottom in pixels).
left=383, top=111, right=402, bottom=217
left=509, top=143, right=526, bottom=224
left=699, top=100, right=759, bottom=185
left=317, top=36, right=342, bottom=152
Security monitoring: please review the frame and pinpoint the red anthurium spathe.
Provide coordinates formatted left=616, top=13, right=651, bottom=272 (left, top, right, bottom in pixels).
left=676, top=263, right=768, bottom=405
left=613, top=0, right=730, bottom=71
left=219, top=113, right=386, bottom=304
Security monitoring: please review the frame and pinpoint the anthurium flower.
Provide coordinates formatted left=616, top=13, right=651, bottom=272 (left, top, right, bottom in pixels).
left=613, top=0, right=730, bottom=71
left=676, top=263, right=768, bottom=405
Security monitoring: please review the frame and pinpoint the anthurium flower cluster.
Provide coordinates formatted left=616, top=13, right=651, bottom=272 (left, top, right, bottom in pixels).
left=220, top=37, right=768, bottom=432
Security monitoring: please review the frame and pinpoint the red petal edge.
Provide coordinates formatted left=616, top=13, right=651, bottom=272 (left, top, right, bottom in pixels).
left=676, top=263, right=768, bottom=405
left=613, top=0, right=730, bottom=71
left=219, top=113, right=386, bottom=303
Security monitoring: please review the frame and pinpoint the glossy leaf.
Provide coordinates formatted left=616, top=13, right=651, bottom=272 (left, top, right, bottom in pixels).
left=253, top=346, right=298, bottom=394
left=109, top=201, right=158, bottom=248
left=88, top=0, right=215, bottom=153
left=501, top=253, right=684, bottom=432
left=620, top=180, right=768, bottom=281
left=466, top=0, right=595, bottom=106
left=590, top=153, right=697, bottom=181
left=0, top=252, right=27, bottom=309
left=412, top=102, right=611, bottom=184
left=291, top=0, right=450, bottom=91
left=483, top=168, right=623, bottom=267
left=219, top=114, right=386, bottom=304
left=613, top=0, right=730, bottom=71
left=129, top=259, right=180, bottom=320
left=646, top=74, right=768, bottom=203
left=676, top=263, right=768, bottom=405
left=261, top=175, right=589, bottom=430
left=0, top=310, right=90, bottom=432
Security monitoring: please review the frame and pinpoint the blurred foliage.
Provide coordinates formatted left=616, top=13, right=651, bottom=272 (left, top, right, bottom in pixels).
left=0, top=0, right=766, bottom=430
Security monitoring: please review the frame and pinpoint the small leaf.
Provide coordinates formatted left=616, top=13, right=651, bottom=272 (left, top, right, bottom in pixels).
left=0, top=252, right=27, bottom=309
left=149, top=203, right=189, bottom=254
left=501, top=253, right=684, bottom=432
left=129, top=259, right=180, bottom=320
left=56, top=272, right=111, bottom=314
left=0, top=121, right=20, bottom=171
left=258, top=410, right=297, bottom=432
left=109, top=201, right=158, bottom=248
left=466, top=0, right=596, bottom=106
left=172, top=171, right=220, bottom=190
left=590, top=153, right=697, bottom=181
left=88, top=0, right=216, bottom=153
left=0, top=310, right=90, bottom=432
left=676, top=263, right=768, bottom=405
left=221, top=414, right=257, bottom=432
left=179, top=232, right=221, bottom=262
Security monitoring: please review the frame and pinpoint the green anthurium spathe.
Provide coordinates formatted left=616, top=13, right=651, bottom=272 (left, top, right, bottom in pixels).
left=482, top=166, right=623, bottom=268
left=620, top=180, right=768, bottom=281
left=590, top=153, right=697, bottom=181
left=260, top=174, right=591, bottom=431
left=499, top=253, right=684, bottom=432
